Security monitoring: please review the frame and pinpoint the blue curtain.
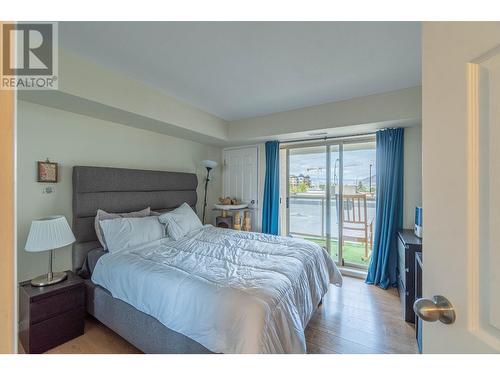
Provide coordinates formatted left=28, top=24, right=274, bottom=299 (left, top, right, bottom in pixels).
left=366, top=128, right=404, bottom=289
left=262, top=141, right=280, bottom=234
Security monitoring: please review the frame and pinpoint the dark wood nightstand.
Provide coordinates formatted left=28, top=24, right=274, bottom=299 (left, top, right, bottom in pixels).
left=19, top=270, right=85, bottom=354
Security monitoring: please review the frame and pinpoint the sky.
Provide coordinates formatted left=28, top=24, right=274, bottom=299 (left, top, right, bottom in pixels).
left=289, top=148, right=376, bottom=186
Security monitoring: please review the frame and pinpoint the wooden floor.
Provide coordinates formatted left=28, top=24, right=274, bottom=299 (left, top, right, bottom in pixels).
left=22, top=276, right=417, bottom=354
left=305, top=276, right=417, bottom=354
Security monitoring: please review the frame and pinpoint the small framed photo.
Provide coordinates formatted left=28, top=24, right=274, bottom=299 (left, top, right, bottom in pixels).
left=37, top=161, right=58, bottom=183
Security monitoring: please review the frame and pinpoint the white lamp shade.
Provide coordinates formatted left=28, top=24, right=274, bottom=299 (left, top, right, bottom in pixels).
left=25, top=215, right=76, bottom=252
left=202, top=160, right=218, bottom=169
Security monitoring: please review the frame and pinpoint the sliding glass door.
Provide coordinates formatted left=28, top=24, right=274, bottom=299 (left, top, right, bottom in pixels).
left=287, top=145, right=328, bottom=245
left=283, top=137, right=376, bottom=269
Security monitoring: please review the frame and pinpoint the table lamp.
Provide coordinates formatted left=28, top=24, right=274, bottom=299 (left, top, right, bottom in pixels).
left=201, top=160, right=218, bottom=224
left=25, top=215, right=76, bottom=287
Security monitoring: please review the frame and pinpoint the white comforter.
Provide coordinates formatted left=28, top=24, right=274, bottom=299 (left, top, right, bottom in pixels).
left=92, top=225, right=342, bottom=354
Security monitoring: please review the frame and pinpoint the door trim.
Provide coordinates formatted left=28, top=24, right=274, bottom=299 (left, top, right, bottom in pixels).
left=467, top=51, right=500, bottom=350
left=0, top=20, right=16, bottom=353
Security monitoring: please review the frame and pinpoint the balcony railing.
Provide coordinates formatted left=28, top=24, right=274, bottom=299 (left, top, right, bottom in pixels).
left=288, top=192, right=376, bottom=268
left=289, top=194, right=328, bottom=238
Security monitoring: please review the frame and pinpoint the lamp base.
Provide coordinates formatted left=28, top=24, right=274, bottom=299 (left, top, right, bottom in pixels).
left=30, top=271, right=67, bottom=287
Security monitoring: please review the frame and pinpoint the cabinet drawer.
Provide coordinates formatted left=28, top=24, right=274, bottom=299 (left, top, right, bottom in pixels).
left=30, top=285, right=84, bottom=324
left=29, top=307, right=85, bottom=354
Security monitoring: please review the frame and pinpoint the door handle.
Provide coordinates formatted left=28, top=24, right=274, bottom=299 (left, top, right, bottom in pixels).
left=413, top=295, right=456, bottom=324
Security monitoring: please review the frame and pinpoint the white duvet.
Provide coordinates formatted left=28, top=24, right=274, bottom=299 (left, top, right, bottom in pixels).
left=92, top=225, right=342, bottom=354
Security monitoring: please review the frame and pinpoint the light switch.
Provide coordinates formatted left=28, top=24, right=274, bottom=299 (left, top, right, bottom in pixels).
left=42, top=186, right=55, bottom=194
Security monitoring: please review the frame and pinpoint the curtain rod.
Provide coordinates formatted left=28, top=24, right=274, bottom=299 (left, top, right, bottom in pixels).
left=279, top=131, right=377, bottom=145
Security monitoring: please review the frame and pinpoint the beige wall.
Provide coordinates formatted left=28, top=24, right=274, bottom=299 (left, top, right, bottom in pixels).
left=57, top=50, right=228, bottom=141
left=403, top=124, right=422, bottom=228
left=20, top=49, right=229, bottom=145
left=228, top=87, right=421, bottom=143
left=22, top=50, right=421, bottom=147
left=17, top=101, right=222, bottom=282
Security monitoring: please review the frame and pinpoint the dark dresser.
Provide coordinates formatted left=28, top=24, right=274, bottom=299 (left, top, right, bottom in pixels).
left=397, top=229, right=422, bottom=323
left=19, top=271, right=85, bottom=353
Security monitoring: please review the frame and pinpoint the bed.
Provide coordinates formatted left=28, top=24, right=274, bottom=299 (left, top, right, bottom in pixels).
left=72, top=166, right=342, bottom=354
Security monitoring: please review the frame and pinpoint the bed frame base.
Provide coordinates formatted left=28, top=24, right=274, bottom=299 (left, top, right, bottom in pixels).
left=85, top=280, right=213, bottom=354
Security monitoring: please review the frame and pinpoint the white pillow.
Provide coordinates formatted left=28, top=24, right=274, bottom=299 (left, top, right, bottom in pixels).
left=158, top=203, right=203, bottom=240
left=99, top=216, right=165, bottom=253
left=94, top=207, right=151, bottom=250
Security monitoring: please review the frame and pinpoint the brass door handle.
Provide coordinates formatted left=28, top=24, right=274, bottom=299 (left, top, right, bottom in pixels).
left=413, top=295, right=456, bottom=324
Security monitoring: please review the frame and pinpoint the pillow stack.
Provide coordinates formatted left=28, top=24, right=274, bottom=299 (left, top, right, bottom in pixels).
left=94, top=207, right=151, bottom=250
left=99, top=216, right=165, bottom=253
left=158, top=203, right=203, bottom=241
left=94, top=203, right=204, bottom=253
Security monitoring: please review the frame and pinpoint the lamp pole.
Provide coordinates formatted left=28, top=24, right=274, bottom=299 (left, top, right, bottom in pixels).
left=202, top=167, right=212, bottom=224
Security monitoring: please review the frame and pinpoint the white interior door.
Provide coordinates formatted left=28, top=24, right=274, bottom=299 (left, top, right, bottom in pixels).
left=422, top=22, right=500, bottom=353
left=223, top=147, right=259, bottom=228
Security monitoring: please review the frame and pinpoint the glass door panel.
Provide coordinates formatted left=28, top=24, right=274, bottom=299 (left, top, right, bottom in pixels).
left=341, top=140, right=376, bottom=268
left=288, top=146, right=328, bottom=250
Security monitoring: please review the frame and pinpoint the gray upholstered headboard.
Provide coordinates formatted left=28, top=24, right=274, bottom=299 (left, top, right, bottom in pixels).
left=72, top=166, right=198, bottom=271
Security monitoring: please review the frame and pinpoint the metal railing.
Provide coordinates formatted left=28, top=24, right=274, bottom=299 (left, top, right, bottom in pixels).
left=288, top=194, right=328, bottom=238
left=289, top=193, right=375, bottom=233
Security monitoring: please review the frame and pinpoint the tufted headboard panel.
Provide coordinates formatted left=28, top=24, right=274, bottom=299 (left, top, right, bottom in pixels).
left=72, top=166, right=198, bottom=271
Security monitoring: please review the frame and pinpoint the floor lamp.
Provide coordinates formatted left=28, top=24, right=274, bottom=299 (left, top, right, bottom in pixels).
left=202, top=160, right=218, bottom=224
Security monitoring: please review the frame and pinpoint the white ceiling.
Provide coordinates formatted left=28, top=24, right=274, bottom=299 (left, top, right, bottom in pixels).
left=59, top=22, right=421, bottom=121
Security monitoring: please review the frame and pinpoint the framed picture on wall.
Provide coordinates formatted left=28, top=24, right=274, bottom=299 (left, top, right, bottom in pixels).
left=37, top=160, right=58, bottom=183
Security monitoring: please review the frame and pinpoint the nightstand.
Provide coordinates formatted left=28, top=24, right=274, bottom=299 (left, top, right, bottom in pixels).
left=19, top=270, right=85, bottom=353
